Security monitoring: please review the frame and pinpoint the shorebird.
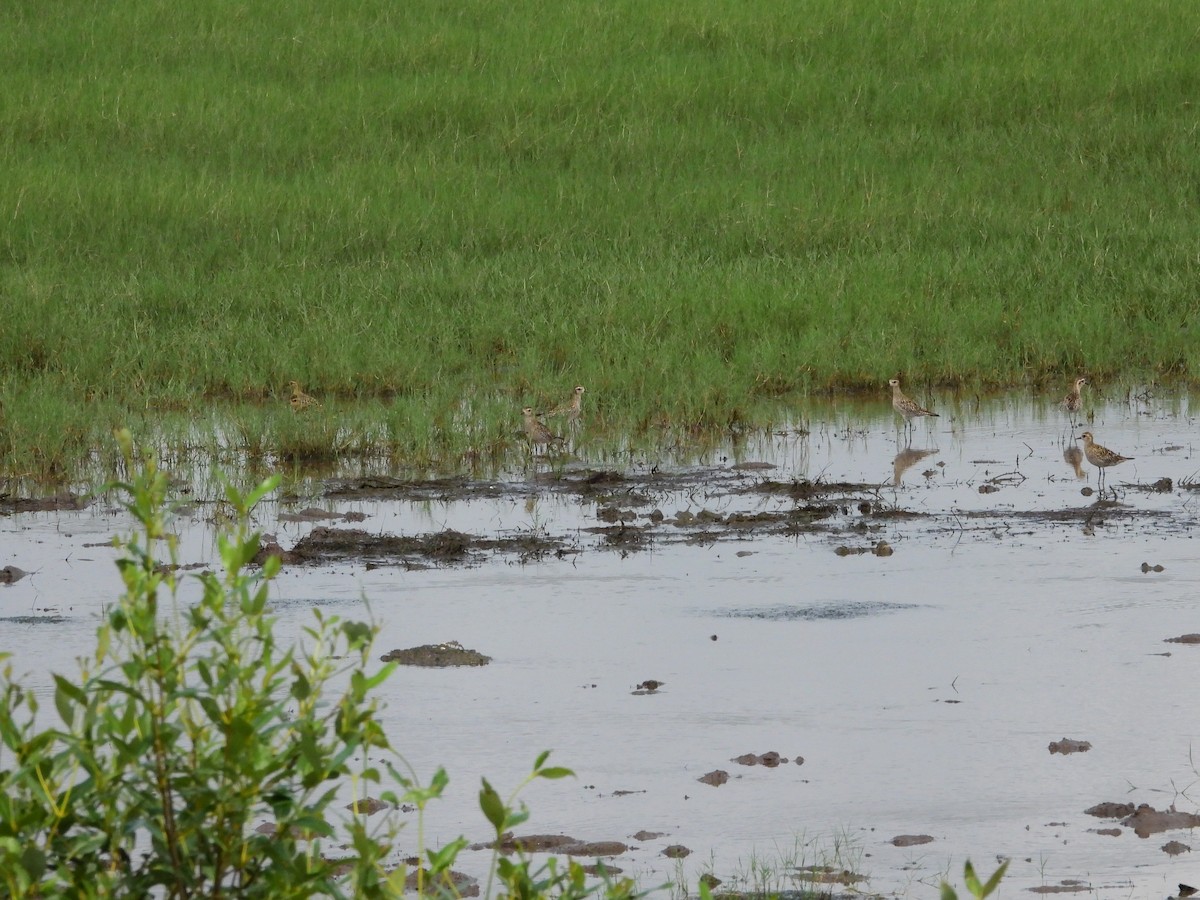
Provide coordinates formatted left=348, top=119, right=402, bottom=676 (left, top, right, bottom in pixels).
left=1062, top=377, right=1088, bottom=425
left=547, top=385, right=585, bottom=425
left=522, top=407, right=565, bottom=452
left=888, top=379, right=938, bottom=435
left=1078, top=431, right=1131, bottom=493
left=287, top=381, right=321, bottom=411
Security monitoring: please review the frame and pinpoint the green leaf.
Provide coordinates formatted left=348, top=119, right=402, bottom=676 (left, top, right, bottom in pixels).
left=980, top=859, right=1009, bottom=897
left=53, top=675, right=83, bottom=727
left=535, top=766, right=574, bottom=780
left=534, top=749, right=551, bottom=771
left=426, top=836, right=468, bottom=873
left=963, top=860, right=981, bottom=895
left=940, top=884, right=958, bottom=900
left=362, top=661, right=396, bottom=690
left=244, top=475, right=282, bottom=509
left=479, top=778, right=505, bottom=831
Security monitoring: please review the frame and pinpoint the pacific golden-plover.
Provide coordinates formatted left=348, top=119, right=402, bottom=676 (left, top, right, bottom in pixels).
left=888, top=378, right=938, bottom=432
left=522, top=407, right=564, bottom=451
left=547, top=385, right=585, bottom=425
left=287, top=381, right=321, bottom=411
left=1062, top=376, right=1088, bottom=423
left=1078, top=431, right=1132, bottom=492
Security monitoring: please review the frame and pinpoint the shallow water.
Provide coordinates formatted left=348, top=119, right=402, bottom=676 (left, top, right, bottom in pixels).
left=3, top=389, right=1200, bottom=897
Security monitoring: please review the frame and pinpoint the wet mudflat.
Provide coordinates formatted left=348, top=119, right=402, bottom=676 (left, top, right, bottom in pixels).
left=3, top=389, right=1200, bottom=897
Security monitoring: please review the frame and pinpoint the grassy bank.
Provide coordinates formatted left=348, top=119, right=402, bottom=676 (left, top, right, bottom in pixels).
left=2, top=0, right=1198, bottom=476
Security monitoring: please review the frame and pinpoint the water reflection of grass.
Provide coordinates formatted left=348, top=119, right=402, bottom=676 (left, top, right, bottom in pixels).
left=3, top=2, right=1197, bottom=479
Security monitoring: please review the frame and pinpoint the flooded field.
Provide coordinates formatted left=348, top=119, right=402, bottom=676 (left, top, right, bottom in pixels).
left=3, top=388, right=1200, bottom=897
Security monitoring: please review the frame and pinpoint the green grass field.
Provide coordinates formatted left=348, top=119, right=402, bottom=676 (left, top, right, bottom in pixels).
left=2, top=0, right=1198, bottom=478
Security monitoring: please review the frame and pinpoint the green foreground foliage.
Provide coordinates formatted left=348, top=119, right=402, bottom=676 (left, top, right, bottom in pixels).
left=0, top=433, right=638, bottom=898
left=2, top=0, right=1199, bottom=476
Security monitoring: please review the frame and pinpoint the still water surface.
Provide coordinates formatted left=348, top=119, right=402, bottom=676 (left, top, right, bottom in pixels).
left=3, top=389, right=1199, bottom=897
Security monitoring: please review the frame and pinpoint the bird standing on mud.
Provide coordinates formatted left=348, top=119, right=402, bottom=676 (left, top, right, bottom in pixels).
left=522, top=407, right=565, bottom=452
left=888, top=378, right=938, bottom=435
left=1078, top=431, right=1131, bottom=494
left=288, top=381, right=321, bottom=411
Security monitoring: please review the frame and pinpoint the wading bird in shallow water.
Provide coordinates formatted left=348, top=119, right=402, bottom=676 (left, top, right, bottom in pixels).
left=547, top=385, right=585, bottom=426
left=287, top=381, right=321, bottom=411
left=1062, top=376, right=1088, bottom=426
left=522, top=407, right=565, bottom=452
left=888, top=378, right=938, bottom=435
left=1078, top=431, right=1132, bottom=494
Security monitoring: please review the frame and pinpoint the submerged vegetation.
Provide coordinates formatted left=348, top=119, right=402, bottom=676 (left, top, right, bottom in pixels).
left=2, top=0, right=1199, bottom=477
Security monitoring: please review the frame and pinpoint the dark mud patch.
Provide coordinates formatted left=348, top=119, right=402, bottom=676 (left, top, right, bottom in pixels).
left=278, top=507, right=368, bottom=523
left=0, top=614, right=68, bottom=625
left=1086, top=802, right=1136, bottom=819
left=632, top=679, right=664, bottom=694
left=792, top=865, right=866, bottom=886
left=743, top=479, right=877, bottom=502
left=890, top=834, right=934, bottom=847
left=345, top=796, right=391, bottom=815
left=380, top=641, right=491, bottom=667
left=731, top=751, right=795, bottom=767
left=718, top=600, right=915, bottom=621
left=469, top=833, right=627, bottom=857
left=698, top=770, right=730, bottom=787
left=1028, top=881, right=1093, bottom=894
left=1120, top=804, right=1200, bottom=838
left=402, top=867, right=479, bottom=897
left=1165, top=634, right=1200, bottom=644
left=284, top=526, right=572, bottom=569
left=1048, top=738, right=1092, bottom=755
left=0, top=493, right=90, bottom=515
left=323, top=475, right=515, bottom=502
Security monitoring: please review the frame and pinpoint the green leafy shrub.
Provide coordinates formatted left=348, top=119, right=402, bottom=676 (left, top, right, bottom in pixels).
left=0, top=431, right=647, bottom=899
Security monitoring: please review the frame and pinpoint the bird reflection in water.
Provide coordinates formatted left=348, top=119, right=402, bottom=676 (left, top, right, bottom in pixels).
left=892, top=447, right=939, bottom=485
left=1063, top=444, right=1085, bottom=479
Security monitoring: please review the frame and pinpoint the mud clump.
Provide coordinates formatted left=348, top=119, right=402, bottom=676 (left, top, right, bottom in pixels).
left=1085, top=802, right=1136, bottom=819
left=403, top=868, right=479, bottom=897
left=1165, top=634, right=1200, bottom=644
left=253, top=534, right=298, bottom=566
left=471, top=833, right=626, bottom=858
left=1121, top=804, right=1200, bottom=838
left=632, top=679, right=664, bottom=694
left=697, top=770, right=729, bottom=787
left=835, top=540, right=893, bottom=557
left=279, top=507, right=368, bottom=523
left=731, top=751, right=789, bottom=767
left=661, top=845, right=690, bottom=858
left=380, top=641, right=491, bottom=668
left=1162, top=840, right=1191, bottom=856
left=890, top=834, right=934, bottom=847
left=0, top=493, right=89, bottom=515
left=792, top=865, right=865, bottom=886
left=345, top=796, right=390, bottom=815
left=1048, top=737, right=1092, bottom=755
left=1028, top=881, right=1092, bottom=894
left=286, top=526, right=568, bottom=569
